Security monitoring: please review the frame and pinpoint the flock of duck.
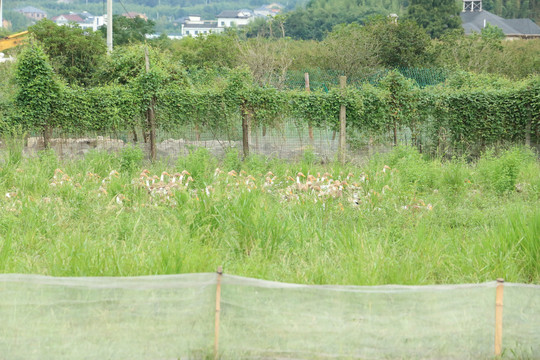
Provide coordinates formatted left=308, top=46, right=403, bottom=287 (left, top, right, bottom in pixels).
left=3, top=165, right=433, bottom=213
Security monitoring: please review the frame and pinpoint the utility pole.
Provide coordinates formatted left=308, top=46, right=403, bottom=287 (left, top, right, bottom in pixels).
left=0, top=0, right=3, bottom=29
left=107, top=0, right=113, bottom=53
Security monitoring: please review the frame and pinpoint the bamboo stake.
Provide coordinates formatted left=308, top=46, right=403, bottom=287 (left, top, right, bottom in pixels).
left=145, top=47, right=156, bottom=161
left=305, top=73, right=314, bottom=142
left=214, top=266, right=223, bottom=360
left=495, top=278, right=504, bottom=357
left=338, top=76, right=347, bottom=164
left=241, top=103, right=250, bottom=159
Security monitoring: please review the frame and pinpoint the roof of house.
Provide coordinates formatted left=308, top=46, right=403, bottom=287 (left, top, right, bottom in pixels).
left=460, top=10, right=540, bottom=35
left=122, top=12, right=148, bottom=20
left=52, top=14, right=84, bottom=22
left=16, top=6, right=47, bottom=14
left=217, top=10, right=253, bottom=18
left=183, top=23, right=218, bottom=29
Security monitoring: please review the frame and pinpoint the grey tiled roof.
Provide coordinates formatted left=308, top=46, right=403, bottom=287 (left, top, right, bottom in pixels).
left=16, top=6, right=47, bottom=14
left=504, top=19, right=540, bottom=34
left=461, top=10, right=540, bottom=35
left=217, top=10, right=253, bottom=18
left=217, top=10, right=240, bottom=18
left=183, top=23, right=218, bottom=29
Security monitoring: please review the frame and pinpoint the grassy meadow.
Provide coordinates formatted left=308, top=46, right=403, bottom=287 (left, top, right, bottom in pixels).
left=0, top=143, right=538, bottom=285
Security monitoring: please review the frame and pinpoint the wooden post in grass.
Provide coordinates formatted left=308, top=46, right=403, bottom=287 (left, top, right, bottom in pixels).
left=145, top=46, right=157, bottom=161
left=242, top=102, right=250, bottom=159
left=495, top=278, right=504, bottom=357
left=214, top=266, right=223, bottom=360
left=338, top=76, right=347, bottom=164
left=305, top=72, right=314, bottom=143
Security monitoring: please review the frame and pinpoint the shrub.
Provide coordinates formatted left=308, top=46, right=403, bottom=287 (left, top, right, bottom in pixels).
left=120, top=145, right=144, bottom=175
left=176, top=147, right=217, bottom=185
left=476, top=147, right=536, bottom=194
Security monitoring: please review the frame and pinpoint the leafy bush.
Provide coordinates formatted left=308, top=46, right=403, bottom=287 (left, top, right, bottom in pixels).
left=476, top=147, right=536, bottom=194
left=384, top=146, right=438, bottom=191
left=120, top=146, right=144, bottom=175
left=223, top=148, right=242, bottom=172
left=176, top=147, right=217, bottom=186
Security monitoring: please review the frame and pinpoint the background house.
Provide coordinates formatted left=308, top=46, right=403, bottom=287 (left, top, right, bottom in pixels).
left=51, top=14, right=84, bottom=26
left=461, top=0, right=540, bottom=39
left=180, top=15, right=223, bottom=37
left=216, top=9, right=254, bottom=28
left=51, top=12, right=105, bottom=31
left=15, top=6, right=47, bottom=21
left=254, top=3, right=284, bottom=17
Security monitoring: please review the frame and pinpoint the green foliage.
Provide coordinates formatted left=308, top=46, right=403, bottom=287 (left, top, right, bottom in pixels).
left=406, top=0, right=462, bottom=38
left=14, top=45, right=61, bottom=131
left=283, top=0, right=407, bottom=40
left=99, top=15, right=156, bottom=47
left=7, top=49, right=540, bottom=155
left=476, top=147, right=536, bottom=194
left=170, top=33, right=239, bottom=69
left=0, top=124, right=26, bottom=166
left=175, top=147, right=218, bottom=184
left=429, top=76, right=539, bottom=152
left=223, top=148, right=242, bottom=171
left=379, top=70, right=420, bottom=131
left=55, top=85, right=140, bottom=133
left=29, top=19, right=106, bottom=87
left=119, top=145, right=144, bottom=175
left=432, top=30, right=540, bottom=79
left=363, top=16, right=433, bottom=68
left=2, top=10, right=33, bottom=32
left=481, top=23, right=506, bottom=40
left=382, top=145, right=438, bottom=191
left=100, top=44, right=189, bottom=86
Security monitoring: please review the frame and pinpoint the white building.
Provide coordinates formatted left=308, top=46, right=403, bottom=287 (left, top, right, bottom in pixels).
left=181, top=15, right=223, bottom=37
left=52, top=12, right=105, bottom=31
left=216, top=10, right=254, bottom=28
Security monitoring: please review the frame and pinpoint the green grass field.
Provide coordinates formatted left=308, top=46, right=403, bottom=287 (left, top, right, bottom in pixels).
left=0, top=144, right=538, bottom=285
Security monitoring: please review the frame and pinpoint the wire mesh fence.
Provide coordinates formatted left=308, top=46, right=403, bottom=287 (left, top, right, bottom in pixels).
left=18, top=119, right=412, bottom=163
left=283, top=68, right=449, bottom=90
left=8, top=67, right=534, bottom=163
left=1, top=274, right=538, bottom=359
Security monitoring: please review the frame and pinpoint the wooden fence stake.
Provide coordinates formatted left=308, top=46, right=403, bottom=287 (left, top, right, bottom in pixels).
left=495, top=278, right=504, bottom=357
left=305, top=72, right=314, bottom=142
left=145, top=46, right=156, bottom=161
left=214, top=266, right=223, bottom=360
left=242, top=103, right=250, bottom=159
left=338, top=76, right=347, bottom=164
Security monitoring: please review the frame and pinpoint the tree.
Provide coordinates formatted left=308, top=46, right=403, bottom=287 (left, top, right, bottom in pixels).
left=237, top=38, right=293, bottom=88
left=29, top=19, right=106, bottom=87
left=364, top=16, right=432, bottom=68
left=99, top=44, right=189, bottom=86
left=406, top=0, right=462, bottom=38
left=321, top=17, right=432, bottom=76
left=3, top=11, right=33, bottom=32
left=15, top=45, right=61, bottom=147
left=170, top=33, right=239, bottom=69
left=322, top=23, right=382, bottom=77
left=99, top=15, right=155, bottom=46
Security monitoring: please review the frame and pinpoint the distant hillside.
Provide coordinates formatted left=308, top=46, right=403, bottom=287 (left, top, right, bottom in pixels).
left=3, top=0, right=539, bottom=33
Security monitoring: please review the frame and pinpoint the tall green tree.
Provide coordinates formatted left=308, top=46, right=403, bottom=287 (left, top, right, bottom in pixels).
left=406, top=0, right=462, bottom=38
left=29, top=19, right=106, bottom=87
left=99, top=15, right=155, bottom=46
left=321, top=17, right=432, bottom=76
left=15, top=45, right=61, bottom=147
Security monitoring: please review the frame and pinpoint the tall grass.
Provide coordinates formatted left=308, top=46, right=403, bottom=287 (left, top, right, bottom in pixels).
left=0, top=145, right=538, bottom=285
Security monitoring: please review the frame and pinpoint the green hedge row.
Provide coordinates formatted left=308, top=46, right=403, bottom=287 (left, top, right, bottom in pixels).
left=2, top=73, right=539, bottom=150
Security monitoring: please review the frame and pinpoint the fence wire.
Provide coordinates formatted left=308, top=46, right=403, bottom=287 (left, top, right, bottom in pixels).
left=18, top=120, right=417, bottom=163
left=0, top=274, right=538, bottom=359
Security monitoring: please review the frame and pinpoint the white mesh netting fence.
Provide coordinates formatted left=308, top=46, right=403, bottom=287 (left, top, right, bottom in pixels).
left=0, top=274, right=538, bottom=359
